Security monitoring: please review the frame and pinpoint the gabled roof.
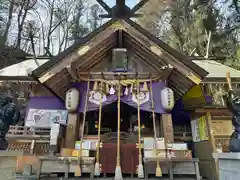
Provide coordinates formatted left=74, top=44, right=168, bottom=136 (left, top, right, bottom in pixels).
left=31, top=19, right=208, bottom=100
left=33, top=19, right=207, bottom=79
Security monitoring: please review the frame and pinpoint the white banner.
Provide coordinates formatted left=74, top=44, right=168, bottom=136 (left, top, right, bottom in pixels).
left=25, top=109, right=68, bottom=127
left=191, top=116, right=209, bottom=142
left=191, top=119, right=200, bottom=142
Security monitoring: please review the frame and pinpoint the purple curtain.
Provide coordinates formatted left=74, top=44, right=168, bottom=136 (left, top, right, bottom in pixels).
left=26, top=96, right=65, bottom=111
left=73, top=82, right=117, bottom=112
left=26, top=82, right=166, bottom=114
left=121, top=82, right=166, bottom=114
left=171, top=99, right=190, bottom=125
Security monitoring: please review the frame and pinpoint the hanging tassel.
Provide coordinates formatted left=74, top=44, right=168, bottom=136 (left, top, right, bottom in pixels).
left=130, top=84, right=133, bottom=94
left=114, top=80, right=123, bottom=180
left=94, top=80, right=103, bottom=176
left=106, top=83, right=110, bottom=94
left=94, top=161, right=100, bottom=176
left=124, top=86, right=128, bottom=96
left=75, top=80, right=90, bottom=177
left=143, top=82, right=148, bottom=92
left=156, top=161, right=162, bottom=177
left=150, top=79, right=162, bottom=177
left=136, top=79, right=144, bottom=178
left=109, top=85, right=116, bottom=95
left=93, top=81, right=98, bottom=91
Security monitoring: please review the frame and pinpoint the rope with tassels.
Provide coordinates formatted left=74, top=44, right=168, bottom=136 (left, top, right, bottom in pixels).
left=94, top=80, right=103, bottom=176
left=79, top=78, right=160, bottom=86
left=114, top=79, right=123, bottom=180
left=150, top=79, right=162, bottom=177
left=137, top=79, right=144, bottom=178
left=75, top=79, right=90, bottom=177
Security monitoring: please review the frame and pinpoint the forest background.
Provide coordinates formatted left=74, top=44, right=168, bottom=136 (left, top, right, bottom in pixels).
left=0, top=0, right=239, bottom=68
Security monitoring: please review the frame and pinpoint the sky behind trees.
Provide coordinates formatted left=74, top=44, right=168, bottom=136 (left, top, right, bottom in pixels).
left=1, top=0, right=239, bottom=68
left=105, top=0, right=138, bottom=7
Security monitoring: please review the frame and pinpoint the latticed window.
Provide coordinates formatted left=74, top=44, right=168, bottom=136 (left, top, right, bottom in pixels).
left=112, top=48, right=128, bottom=72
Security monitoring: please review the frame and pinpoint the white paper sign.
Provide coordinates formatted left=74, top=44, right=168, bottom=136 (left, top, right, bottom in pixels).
left=25, top=109, right=68, bottom=127
left=191, top=119, right=200, bottom=142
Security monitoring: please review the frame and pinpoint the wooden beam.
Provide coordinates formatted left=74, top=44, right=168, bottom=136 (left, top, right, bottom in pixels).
left=125, top=42, right=166, bottom=70
left=80, top=51, right=112, bottom=72
left=78, top=72, right=166, bottom=77
left=66, top=64, right=78, bottom=81
left=130, top=52, right=160, bottom=72
left=77, top=71, right=168, bottom=81
left=72, top=33, right=116, bottom=69
left=161, top=114, right=174, bottom=143
left=116, top=0, right=126, bottom=7
left=96, top=0, right=112, bottom=13
left=117, top=30, right=123, bottom=48
left=45, top=69, right=71, bottom=88
left=131, top=0, right=149, bottom=13
left=31, top=73, right=64, bottom=103
left=65, top=113, right=79, bottom=149
left=124, top=33, right=167, bottom=67
left=76, top=37, right=116, bottom=71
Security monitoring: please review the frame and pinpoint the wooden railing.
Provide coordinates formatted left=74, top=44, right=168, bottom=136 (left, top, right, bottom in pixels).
left=7, top=126, right=51, bottom=155
left=7, top=126, right=51, bottom=140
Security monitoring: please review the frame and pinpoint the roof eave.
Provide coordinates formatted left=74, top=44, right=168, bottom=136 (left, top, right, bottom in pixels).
left=32, top=19, right=117, bottom=77
left=124, top=19, right=209, bottom=80
left=0, top=75, right=35, bottom=82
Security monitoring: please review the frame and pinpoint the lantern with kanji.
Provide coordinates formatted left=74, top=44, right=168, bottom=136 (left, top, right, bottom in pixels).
left=161, top=87, right=174, bottom=111
left=65, top=88, right=80, bottom=112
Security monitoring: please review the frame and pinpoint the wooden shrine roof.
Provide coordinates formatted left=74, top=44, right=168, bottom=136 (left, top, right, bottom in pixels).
left=33, top=19, right=207, bottom=79
left=0, top=46, right=30, bottom=69
left=193, top=60, right=240, bottom=79
left=0, top=59, right=48, bottom=81
left=30, top=19, right=208, bottom=101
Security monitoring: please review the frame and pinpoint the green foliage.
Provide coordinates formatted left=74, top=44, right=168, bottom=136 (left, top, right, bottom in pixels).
left=154, top=0, right=240, bottom=69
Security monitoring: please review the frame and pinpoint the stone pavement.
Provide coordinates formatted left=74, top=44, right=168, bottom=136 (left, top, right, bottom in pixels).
left=17, top=175, right=208, bottom=180
left=17, top=178, right=206, bottom=180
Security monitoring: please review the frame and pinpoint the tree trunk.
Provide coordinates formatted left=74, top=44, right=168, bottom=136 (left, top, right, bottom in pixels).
left=2, top=1, right=14, bottom=45
left=46, top=0, right=55, bottom=50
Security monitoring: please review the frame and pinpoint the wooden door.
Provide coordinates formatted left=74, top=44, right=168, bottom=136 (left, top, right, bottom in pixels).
left=100, top=143, right=139, bottom=174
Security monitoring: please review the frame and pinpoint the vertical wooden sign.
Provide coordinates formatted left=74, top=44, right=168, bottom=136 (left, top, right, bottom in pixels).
left=65, top=113, right=79, bottom=149
left=161, top=114, right=174, bottom=143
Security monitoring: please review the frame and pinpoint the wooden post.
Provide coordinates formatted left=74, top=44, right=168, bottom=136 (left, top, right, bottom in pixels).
left=30, top=140, right=35, bottom=155
left=206, top=112, right=219, bottom=180
left=65, top=113, right=79, bottom=149
left=161, top=114, right=174, bottom=143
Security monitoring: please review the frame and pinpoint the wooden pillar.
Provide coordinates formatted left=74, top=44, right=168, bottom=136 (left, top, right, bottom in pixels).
left=161, top=114, right=174, bottom=143
left=65, top=113, right=79, bottom=149
left=206, top=112, right=219, bottom=180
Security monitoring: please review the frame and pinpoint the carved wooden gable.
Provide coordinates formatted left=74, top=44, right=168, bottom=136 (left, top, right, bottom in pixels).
left=89, top=50, right=157, bottom=73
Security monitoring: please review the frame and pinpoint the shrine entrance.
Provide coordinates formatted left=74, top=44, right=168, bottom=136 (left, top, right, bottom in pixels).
left=87, top=102, right=154, bottom=136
